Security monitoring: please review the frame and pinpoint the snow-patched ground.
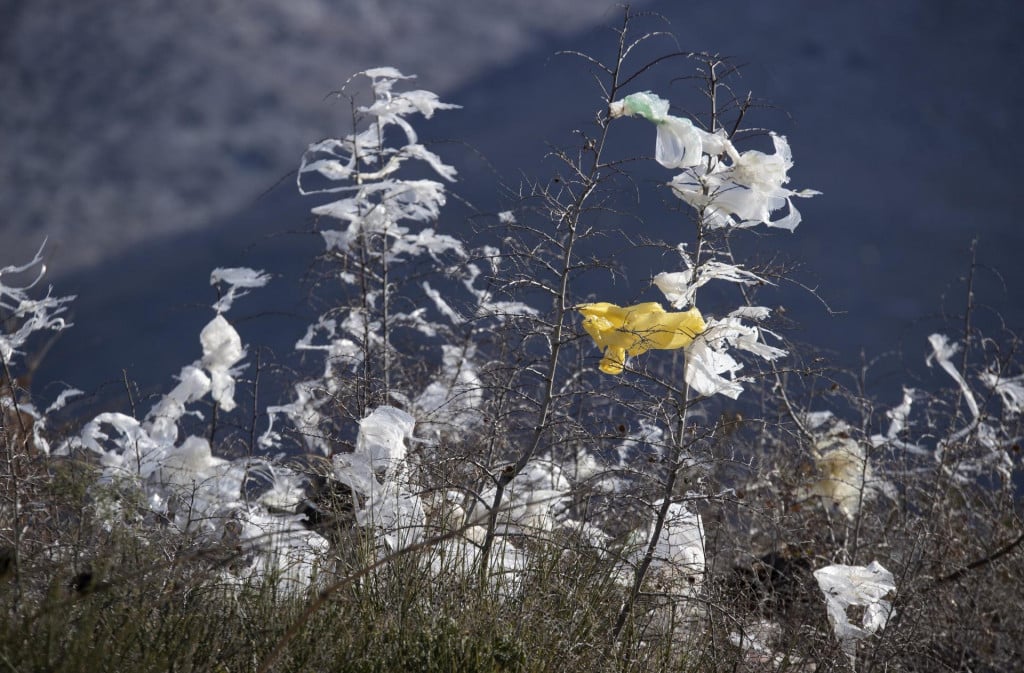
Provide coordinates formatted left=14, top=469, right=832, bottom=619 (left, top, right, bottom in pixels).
left=0, top=0, right=642, bottom=273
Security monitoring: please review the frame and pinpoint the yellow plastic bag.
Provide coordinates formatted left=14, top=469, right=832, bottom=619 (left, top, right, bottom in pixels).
left=577, top=301, right=706, bottom=374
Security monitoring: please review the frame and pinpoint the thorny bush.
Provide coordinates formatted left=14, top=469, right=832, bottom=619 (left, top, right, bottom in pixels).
left=0, top=10, right=1020, bottom=673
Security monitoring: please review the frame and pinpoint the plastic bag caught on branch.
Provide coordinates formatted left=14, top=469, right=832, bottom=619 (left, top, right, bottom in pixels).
left=814, top=561, right=896, bottom=666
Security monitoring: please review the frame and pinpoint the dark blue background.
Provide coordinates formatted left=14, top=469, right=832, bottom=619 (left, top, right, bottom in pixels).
left=4, top=1, right=1021, bottom=413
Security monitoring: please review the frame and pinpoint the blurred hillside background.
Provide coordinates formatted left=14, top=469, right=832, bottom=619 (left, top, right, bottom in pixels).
left=2, top=0, right=1022, bottom=404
